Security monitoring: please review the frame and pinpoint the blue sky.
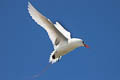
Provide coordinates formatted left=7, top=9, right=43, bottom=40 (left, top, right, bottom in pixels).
left=0, top=0, right=120, bottom=80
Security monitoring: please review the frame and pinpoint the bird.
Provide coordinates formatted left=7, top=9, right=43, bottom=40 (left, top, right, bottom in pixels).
left=28, top=2, right=89, bottom=64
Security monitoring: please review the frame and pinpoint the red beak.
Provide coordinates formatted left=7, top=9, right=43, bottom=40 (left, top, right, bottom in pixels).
left=84, top=44, right=89, bottom=48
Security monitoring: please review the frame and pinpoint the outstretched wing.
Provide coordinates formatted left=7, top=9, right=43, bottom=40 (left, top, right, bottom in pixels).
left=28, top=2, right=67, bottom=48
left=54, top=22, right=71, bottom=39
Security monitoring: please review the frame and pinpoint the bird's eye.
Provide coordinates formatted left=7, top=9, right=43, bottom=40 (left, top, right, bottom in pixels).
left=82, top=41, right=84, bottom=44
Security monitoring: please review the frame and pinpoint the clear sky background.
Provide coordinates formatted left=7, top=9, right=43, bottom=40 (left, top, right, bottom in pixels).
left=0, top=0, right=120, bottom=80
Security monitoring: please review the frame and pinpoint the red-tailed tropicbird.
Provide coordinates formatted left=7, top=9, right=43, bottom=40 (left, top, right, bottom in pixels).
left=28, top=2, right=89, bottom=64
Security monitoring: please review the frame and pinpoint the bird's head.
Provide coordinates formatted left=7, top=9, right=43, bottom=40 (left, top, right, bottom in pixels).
left=81, top=40, right=89, bottom=48
left=72, top=38, right=89, bottom=48
left=76, top=39, right=89, bottom=48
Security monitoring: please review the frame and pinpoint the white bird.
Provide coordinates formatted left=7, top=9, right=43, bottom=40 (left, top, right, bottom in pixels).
left=28, top=2, right=89, bottom=64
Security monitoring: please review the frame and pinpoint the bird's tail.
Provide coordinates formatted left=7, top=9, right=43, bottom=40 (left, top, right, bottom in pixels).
left=49, top=51, right=62, bottom=64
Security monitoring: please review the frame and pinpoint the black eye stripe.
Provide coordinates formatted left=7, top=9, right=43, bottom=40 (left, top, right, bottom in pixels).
left=82, top=41, right=84, bottom=44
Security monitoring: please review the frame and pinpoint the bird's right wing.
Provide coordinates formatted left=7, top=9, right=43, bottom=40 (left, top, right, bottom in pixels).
left=54, top=22, right=71, bottom=39
left=28, top=2, right=67, bottom=48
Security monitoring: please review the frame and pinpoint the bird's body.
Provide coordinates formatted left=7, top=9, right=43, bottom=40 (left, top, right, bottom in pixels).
left=55, top=38, right=82, bottom=57
left=49, top=38, right=84, bottom=63
left=28, top=2, right=89, bottom=64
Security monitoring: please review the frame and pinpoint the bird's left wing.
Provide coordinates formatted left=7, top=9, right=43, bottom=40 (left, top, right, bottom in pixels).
left=28, top=2, right=67, bottom=48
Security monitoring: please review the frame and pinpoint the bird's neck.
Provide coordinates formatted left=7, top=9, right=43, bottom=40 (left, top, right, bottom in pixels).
left=68, top=38, right=82, bottom=47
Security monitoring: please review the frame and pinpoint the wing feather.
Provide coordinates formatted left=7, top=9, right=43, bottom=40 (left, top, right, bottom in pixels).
left=54, top=22, right=71, bottom=39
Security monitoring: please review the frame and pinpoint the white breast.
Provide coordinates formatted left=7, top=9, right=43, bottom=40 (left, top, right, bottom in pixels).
left=55, top=39, right=80, bottom=58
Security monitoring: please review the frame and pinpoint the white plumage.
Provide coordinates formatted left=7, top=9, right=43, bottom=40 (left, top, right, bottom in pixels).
left=28, top=2, right=89, bottom=64
left=54, top=22, right=71, bottom=39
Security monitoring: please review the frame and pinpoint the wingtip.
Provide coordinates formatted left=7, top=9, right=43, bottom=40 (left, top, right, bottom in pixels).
left=56, top=21, right=61, bottom=25
left=28, top=1, right=33, bottom=13
left=28, top=2, right=30, bottom=9
left=28, top=1, right=31, bottom=5
left=28, top=1, right=33, bottom=9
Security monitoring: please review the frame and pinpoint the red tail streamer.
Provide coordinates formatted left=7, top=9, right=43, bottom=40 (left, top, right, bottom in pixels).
left=32, top=63, right=52, bottom=79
